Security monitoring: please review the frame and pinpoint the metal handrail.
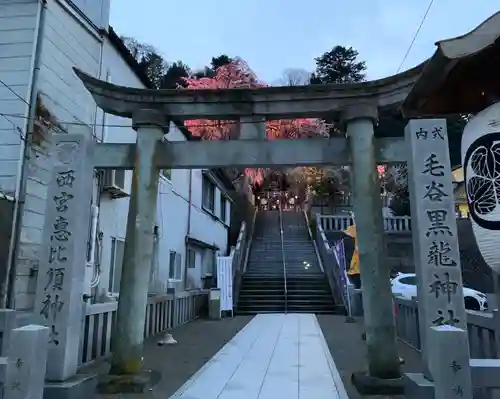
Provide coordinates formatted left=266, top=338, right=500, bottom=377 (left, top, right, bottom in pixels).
left=279, top=204, right=288, bottom=313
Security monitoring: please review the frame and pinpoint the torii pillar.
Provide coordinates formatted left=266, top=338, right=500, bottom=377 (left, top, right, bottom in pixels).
left=344, top=103, right=401, bottom=383
left=101, top=110, right=166, bottom=391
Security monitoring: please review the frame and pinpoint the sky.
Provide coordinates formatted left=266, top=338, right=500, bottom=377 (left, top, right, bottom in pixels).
left=110, top=1, right=500, bottom=84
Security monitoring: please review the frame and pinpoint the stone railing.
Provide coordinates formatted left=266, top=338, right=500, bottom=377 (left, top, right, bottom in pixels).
left=231, top=211, right=256, bottom=309
left=314, top=215, right=352, bottom=315
left=394, top=297, right=500, bottom=399
left=318, top=214, right=412, bottom=233
left=79, top=290, right=207, bottom=367
left=395, top=297, right=500, bottom=398
left=395, top=296, right=500, bottom=358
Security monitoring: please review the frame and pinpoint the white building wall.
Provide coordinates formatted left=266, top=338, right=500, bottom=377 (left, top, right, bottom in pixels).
left=2, top=0, right=232, bottom=309
left=11, top=0, right=107, bottom=310
left=189, top=171, right=230, bottom=253
left=0, top=0, right=40, bottom=196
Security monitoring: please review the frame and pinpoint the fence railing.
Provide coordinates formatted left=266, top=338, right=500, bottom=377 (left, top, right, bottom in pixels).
left=395, top=297, right=500, bottom=398
left=395, top=297, right=500, bottom=358
left=314, top=214, right=352, bottom=314
left=79, top=290, right=207, bottom=367
left=229, top=213, right=255, bottom=309
left=310, top=193, right=392, bottom=208
left=318, top=215, right=412, bottom=233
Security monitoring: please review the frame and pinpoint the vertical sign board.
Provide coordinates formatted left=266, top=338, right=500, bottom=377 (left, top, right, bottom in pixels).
left=406, top=119, right=472, bottom=395
left=33, top=134, right=92, bottom=381
left=217, top=256, right=233, bottom=315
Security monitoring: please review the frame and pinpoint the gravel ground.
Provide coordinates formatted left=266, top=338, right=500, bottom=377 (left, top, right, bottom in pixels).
left=317, top=314, right=423, bottom=399
left=97, top=315, right=254, bottom=399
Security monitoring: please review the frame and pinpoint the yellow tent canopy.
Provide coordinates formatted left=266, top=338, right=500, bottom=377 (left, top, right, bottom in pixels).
left=344, top=224, right=360, bottom=275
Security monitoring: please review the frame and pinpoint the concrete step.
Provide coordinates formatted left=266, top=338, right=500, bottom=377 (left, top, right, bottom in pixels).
left=241, top=282, right=284, bottom=288
left=239, top=292, right=285, bottom=297
left=251, top=252, right=317, bottom=256
left=248, top=258, right=318, bottom=263
left=252, top=240, right=313, bottom=244
left=242, top=275, right=284, bottom=280
left=235, top=310, right=285, bottom=315
left=287, top=292, right=332, bottom=298
left=241, top=283, right=284, bottom=289
left=238, top=298, right=286, bottom=305
left=286, top=275, right=327, bottom=280
left=285, top=280, right=329, bottom=285
left=237, top=304, right=285, bottom=311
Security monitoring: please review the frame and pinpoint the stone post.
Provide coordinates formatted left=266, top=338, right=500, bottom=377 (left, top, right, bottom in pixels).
left=427, top=325, right=473, bottom=399
left=238, top=116, right=266, bottom=195
left=239, top=116, right=266, bottom=140
left=4, top=324, right=50, bottom=399
left=33, top=134, right=92, bottom=381
left=405, top=119, right=469, bottom=380
left=109, top=110, right=166, bottom=377
left=344, top=104, right=401, bottom=380
left=0, top=309, right=17, bottom=357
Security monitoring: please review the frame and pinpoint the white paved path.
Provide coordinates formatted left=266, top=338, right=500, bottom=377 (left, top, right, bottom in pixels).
left=170, top=313, right=349, bottom=399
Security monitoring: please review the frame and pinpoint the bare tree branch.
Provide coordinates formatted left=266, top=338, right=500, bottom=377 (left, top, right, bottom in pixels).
left=277, top=68, right=312, bottom=86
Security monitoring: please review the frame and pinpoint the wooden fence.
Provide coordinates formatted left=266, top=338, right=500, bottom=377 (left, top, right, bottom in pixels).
left=79, top=290, right=207, bottom=367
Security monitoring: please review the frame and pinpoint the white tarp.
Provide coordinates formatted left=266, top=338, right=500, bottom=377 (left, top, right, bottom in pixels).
left=217, top=256, right=234, bottom=314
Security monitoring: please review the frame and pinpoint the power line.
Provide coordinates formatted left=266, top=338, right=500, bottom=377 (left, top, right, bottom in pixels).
left=396, top=0, right=435, bottom=74
left=0, top=78, right=30, bottom=106
left=0, top=113, right=26, bottom=142
left=0, top=77, right=30, bottom=142
left=0, top=111, right=319, bottom=131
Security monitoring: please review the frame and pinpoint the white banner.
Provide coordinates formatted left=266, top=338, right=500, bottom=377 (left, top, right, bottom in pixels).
left=217, top=256, right=233, bottom=313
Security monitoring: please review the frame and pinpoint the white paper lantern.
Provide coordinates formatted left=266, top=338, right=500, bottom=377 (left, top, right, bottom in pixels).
left=462, top=101, right=500, bottom=273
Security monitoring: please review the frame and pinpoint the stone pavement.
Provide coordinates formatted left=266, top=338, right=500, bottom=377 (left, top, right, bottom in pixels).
left=171, top=313, right=349, bottom=399
left=317, top=314, right=423, bottom=399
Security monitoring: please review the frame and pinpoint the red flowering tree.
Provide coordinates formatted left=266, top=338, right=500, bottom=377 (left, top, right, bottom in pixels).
left=181, top=58, right=328, bottom=183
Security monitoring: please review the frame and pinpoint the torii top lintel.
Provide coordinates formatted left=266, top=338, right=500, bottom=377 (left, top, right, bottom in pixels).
left=402, top=11, right=500, bottom=118
left=73, top=64, right=424, bottom=121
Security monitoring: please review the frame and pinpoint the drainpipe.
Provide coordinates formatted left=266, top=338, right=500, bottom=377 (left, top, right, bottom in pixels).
left=2, top=0, right=47, bottom=308
left=183, top=170, right=193, bottom=289
left=187, top=170, right=192, bottom=236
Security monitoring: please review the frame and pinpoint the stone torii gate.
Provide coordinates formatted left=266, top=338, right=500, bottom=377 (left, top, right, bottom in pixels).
left=73, top=65, right=422, bottom=389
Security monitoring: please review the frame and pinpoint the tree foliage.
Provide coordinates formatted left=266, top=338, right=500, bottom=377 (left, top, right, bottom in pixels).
left=380, top=165, right=410, bottom=216
left=192, top=55, right=234, bottom=79
left=310, top=45, right=367, bottom=84
left=161, top=61, right=191, bottom=89
left=181, top=58, right=328, bottom=183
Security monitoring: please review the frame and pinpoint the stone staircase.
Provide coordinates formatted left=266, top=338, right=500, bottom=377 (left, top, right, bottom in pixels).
left=237, top=210, right=344, bottom=314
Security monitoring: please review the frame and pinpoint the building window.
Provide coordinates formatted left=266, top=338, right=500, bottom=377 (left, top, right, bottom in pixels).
left=206, top=249, right=217, bottom=277
left=108, top=237, right=125, bottom=292
left=187, top=248, right=196, bottom=269
left=168, top=250, right=182, bottom=280
left=202, top=175, right=215, bottom=212
left=161, top=169, right=171, bottom=180
left=220, top=196, right=227, bottom=222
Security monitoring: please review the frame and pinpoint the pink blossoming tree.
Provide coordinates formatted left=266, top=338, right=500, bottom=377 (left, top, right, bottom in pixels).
left=181, top=58, right=328, bottom=183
